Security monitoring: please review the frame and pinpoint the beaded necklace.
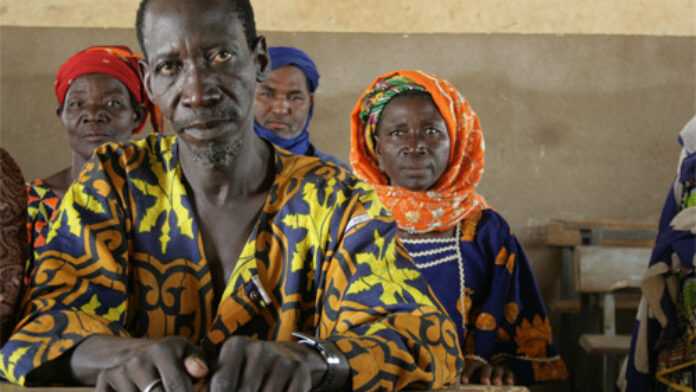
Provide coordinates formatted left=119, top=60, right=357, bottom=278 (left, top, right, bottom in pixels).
left=401, top=222, right=467, bottom=328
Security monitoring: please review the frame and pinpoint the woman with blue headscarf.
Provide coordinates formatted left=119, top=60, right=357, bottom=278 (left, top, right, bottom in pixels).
left=254, top=46, right=349, bottom=170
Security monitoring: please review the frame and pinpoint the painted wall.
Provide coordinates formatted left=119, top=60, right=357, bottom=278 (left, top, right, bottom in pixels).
left=2, top=0, right=695, bottom=36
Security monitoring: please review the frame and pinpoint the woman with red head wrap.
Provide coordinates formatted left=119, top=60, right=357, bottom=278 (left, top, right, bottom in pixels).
left=27, top=45, right=162, bottom=264
left=351, top=70, right=568, bottom=387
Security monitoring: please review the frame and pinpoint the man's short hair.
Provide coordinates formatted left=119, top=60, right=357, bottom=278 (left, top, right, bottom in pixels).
left=135, top=0, right=258, bottom=59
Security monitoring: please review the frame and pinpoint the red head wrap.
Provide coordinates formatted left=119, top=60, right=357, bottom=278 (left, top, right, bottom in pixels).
left=54, top=45, right=162, bottom=134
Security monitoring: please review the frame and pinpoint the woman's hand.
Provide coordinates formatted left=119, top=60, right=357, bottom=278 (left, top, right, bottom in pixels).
left=461, top=358, right=515, bottom=386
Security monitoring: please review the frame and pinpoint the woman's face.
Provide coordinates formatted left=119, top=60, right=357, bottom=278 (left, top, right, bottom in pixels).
left=374, top=94, right=450, bottom=191
left=59, top=74, right=141, bottom=160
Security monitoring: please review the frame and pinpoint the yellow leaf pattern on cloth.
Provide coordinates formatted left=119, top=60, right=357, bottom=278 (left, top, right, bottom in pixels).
left=0, top=345, right=29, bottom=385
left=131, top=148, right=193, bottom=254
left=350, top=230, right=433, bottom=306
left=1, top=135, right=461, bottom=391
left=282, top=182, right=334, bottom=272
left=46, top=182, right=105, bottom=243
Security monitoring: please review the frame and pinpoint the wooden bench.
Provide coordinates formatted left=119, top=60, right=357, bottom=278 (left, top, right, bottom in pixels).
left=579, top=334, right=633, bottom=355
left=544, top=219, right=656, bottom=248
left=551, top=294, right=641, bottom=314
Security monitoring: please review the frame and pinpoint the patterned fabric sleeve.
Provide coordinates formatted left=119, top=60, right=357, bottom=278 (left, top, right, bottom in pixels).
left=26, top=179, right=61, bottom=251
left=0, top=147, right=132, bottom=385
left=318, top=183, right=462, bottom=391
left=0, top=149, right=27, bottom=347
left=24, top=180, right=62, bottom=298
left=468, top=211, right=567, bottom=385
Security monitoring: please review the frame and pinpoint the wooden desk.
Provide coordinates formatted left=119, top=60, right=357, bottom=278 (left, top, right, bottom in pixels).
left=0, top=384, right=529, bottom=392
left=544, top=219, right=656, bottom=392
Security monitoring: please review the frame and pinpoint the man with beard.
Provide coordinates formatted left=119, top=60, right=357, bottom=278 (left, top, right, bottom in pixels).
left=0, top=0, right=461, bottom=391
left=254, top=46, right=349, bottom=170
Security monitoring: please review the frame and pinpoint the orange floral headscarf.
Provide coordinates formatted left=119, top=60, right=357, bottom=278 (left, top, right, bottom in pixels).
left=350, top=70, right=487, bottom=233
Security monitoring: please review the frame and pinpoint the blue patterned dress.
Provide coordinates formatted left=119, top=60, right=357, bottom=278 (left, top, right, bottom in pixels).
left=401, top=209, right=568, bottom=385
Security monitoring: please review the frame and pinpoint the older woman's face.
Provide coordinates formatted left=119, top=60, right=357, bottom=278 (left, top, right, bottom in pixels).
left=59, top=74, right=141, bottom=160
left=374, top=94, right=450, bottom=191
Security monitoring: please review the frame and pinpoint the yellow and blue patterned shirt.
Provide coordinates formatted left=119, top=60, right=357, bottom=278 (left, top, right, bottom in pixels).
left=0, top=135, right=461, bottom=390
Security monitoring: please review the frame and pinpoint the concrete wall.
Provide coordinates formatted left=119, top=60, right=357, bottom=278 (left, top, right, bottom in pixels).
left=3, top=0, right=695, bottom=35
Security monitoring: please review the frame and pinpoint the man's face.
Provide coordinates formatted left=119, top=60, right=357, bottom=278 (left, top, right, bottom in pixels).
left=254, top=65, right=312, bottom=139
left=141, top=0, right=267, bottom=167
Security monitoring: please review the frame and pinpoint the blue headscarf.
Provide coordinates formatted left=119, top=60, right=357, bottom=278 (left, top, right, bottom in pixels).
left=254, top=46, right=319, bottom=155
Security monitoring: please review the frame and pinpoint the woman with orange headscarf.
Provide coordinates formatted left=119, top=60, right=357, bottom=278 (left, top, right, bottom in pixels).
left=351, top=70, right=568, bottom=386
left=27, top=45, right=162, bottom=267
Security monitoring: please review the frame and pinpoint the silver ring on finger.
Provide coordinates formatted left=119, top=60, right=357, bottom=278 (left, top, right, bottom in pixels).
left=142, top=378, right=163, bottom=392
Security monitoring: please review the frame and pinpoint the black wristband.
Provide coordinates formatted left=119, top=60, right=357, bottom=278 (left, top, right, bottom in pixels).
left=292, top=332, right=351, bottom=392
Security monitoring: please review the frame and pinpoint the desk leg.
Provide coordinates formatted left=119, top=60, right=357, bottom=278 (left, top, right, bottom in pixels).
left=602, top=293, right=616, bottom=336
left=559, top=247, right=581, bottom=391
left=560, top=247, right=576, bottom=299
left=602, top=293, right=617, bottom=392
